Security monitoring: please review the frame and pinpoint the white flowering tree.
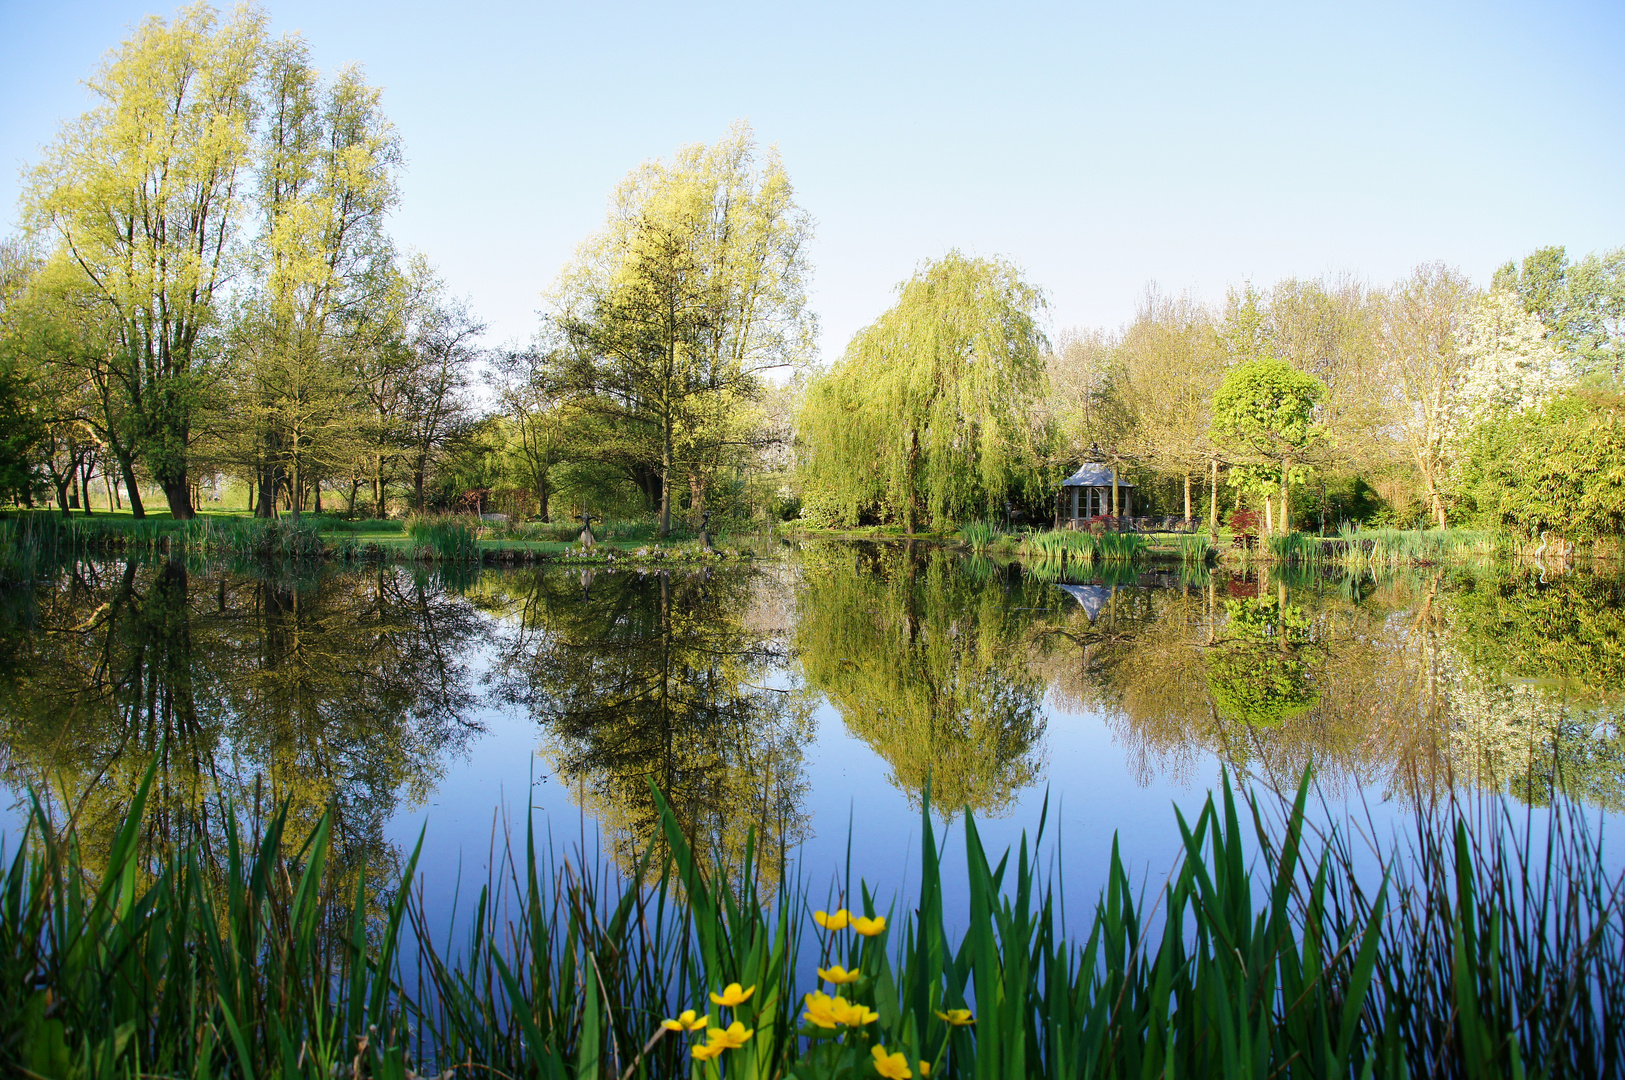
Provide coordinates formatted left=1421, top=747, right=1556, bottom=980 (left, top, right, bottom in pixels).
left=1451, top=290, right=1570, bottom=437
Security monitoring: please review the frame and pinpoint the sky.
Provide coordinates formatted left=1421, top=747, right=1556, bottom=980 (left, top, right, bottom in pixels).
left=2, top=0, right=1622, bottom=359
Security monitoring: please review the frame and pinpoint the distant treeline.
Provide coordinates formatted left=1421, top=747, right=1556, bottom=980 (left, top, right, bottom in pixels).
left=2, top=5, right=1622, bottom=543
left=799, top=251, right=1625, bottom=539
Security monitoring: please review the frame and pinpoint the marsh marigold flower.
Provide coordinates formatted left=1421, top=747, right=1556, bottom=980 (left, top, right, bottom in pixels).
left=851, top=915, right=886, bottom=937
left=803, top=992, right=839, bottom=1029
left=935, top=1008, right=974, bottom=1026
left=691, top=1043, right=725, bottom=1062
left=709, top=983, right=756, bottom=1007
left=707, top=1021, right=754, bottom=1049
left=920, top=1063, right=932, bottom=1077
left=661, top=1009, right=709, bottom=1032
left=830, top=997, right=879, bottom=1026
left=813, top=908, right=850, bottom=930
left=818, top=965, right=861, bottom=985
left=871, top=1045, right=912, bottom=1079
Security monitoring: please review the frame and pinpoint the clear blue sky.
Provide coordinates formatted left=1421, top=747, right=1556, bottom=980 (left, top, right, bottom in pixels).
left=3, top=0, right=1622, bottom=358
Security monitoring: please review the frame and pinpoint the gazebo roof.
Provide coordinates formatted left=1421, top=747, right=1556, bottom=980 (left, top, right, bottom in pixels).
left=1061, top=463, right=1133, bottom=488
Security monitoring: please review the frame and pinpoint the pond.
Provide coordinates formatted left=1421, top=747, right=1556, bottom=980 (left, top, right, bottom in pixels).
left=1, top=541, right=1622, bottom=933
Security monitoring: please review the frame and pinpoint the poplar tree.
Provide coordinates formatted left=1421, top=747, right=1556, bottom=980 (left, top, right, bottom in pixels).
left=552, top=123, right=813, bottom=535
left=798, top=252, right=1051, bottom=532
left=230, top=38, right=400, bottom=517
left=24, top=3, right=266, bottom=518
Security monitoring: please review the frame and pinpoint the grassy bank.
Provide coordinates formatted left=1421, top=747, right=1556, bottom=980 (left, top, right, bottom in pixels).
left=2, top=761, right=1619, bottom=1078
left=0, top=512, right=769, bottom=581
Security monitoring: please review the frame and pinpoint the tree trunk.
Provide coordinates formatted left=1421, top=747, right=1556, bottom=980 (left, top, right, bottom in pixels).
left=689, top=474, right=705, bottom=530
left=1183, top=473, right=1191, bottom=524
left=256, top=466, right=279, bottom=519
left=80, top=462, right=93, bottom=515
left=1208, top=459, right=1219, bottom=533
left=1264, top=495, right=1274, bottom=536
left=161, top=476, right=194, bottom=520
left=105, top=470, right=118, bottom=511
left=1279, top=458, right=1291, bottom=535
left=119, top=455, right=145, bottom=519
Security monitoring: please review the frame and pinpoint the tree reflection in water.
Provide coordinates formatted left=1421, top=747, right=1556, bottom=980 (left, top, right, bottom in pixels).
left=481, top=564, right=816, bottom=891
left=794, top=543, right=1049, bottom=819
left=0, top=558, right=485, bottom=887
left=1036, top=562, right=1625, bottom=810
left=1, top=549, right=1619, bottom=907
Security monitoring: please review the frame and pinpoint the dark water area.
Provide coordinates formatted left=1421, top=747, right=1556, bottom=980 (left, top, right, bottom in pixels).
left=1, top=542, right=1622, bottom=938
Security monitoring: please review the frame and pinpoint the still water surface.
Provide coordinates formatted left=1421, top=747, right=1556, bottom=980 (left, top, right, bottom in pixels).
left=1, top=541, right=1621, bottom=930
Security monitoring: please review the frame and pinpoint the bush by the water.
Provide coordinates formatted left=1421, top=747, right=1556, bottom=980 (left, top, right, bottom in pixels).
left=1, top=762, right=1619, bottom=1078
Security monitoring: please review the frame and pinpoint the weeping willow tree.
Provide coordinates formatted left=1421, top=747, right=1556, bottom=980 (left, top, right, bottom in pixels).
left=798, top=252, right=1052, bottom=532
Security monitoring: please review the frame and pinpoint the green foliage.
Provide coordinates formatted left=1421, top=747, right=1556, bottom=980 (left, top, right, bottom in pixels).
left=1017, top=528, right=1144, bottom=565
left=1173, top=530, right=1216, bottom=564
left=1206, top=595, right=1320, bottom=726
left=0, top=360, right=42, bottom=503
left=552, top=123, right=813, bottom=535
left=1333, top=525, right=1500, bottom=569
left=24, top=5, right=268, bottom=518
left=1448, top=567, right=1625, bottom=705
left=956, top=520, right=1000, bottom=551
left=795, top=544, right=1045, bottom=815
left=1019, top=528, right=1096, bottom=561
left=3, top=759, right=1622, bottom=1077
left=1493, top=244, right=1625, bottom=379
left=1453, top=388, right=1625, bottom=540
left=1212, top=357, right=1327, bottom=533
left=1265, top=530, right=1319, bottom=564
left=405, top=514, right=480, bottom=561
left=798, top=253, right=1052, bottom=532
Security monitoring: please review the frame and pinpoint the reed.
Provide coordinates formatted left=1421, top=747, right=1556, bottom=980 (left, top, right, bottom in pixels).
left=1, top=760, right=1619, bottom=1078
left=1172, top=530, right=1217, bottom=565
left=1334, top=525, right=1501, bottom=569
left=404, top=515, right=481, bottom=562
left=0, top=514, right=335, bottom=577
left=1264, top=529, right=1320, bottom=564
left=1019, top=529, right=1095, bottom=561
left=957, top=520, right=1000, bottom=552
left=1091, top=531, right=1146, bottom=562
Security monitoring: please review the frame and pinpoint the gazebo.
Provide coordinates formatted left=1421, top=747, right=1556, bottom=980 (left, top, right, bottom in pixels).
left=1058, top=463, right=1133, bottom=527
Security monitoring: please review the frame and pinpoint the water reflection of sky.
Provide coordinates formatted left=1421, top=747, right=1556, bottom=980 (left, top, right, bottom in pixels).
left=2, top=550, right=1622, bottom=946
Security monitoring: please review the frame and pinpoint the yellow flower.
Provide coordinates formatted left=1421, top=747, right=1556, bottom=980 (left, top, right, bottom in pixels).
left=803, top=992, right=877, bottom=1028
left=828, top=997, right=879, bottom=1027
left=813, top=908, right=850, bottom=930
left=803, top=992, right=839, bottom=1029
left=818, top=965, right=862, bottom=985
left=661, top=1009, right=709, bottom=1032
left=920, top=1063, right=932, bottom=1077
left=707, top=1021, right=754, bottom=1049
left=871, top=1045, right=913, bottom=1080
left=935, top=1008, right=975, bottom=1026
left=851, top=915, right=887, bottom=937
left=691, top=1042, right=726, bottom=1061
left=709, top=983, right=756, bottom=1007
